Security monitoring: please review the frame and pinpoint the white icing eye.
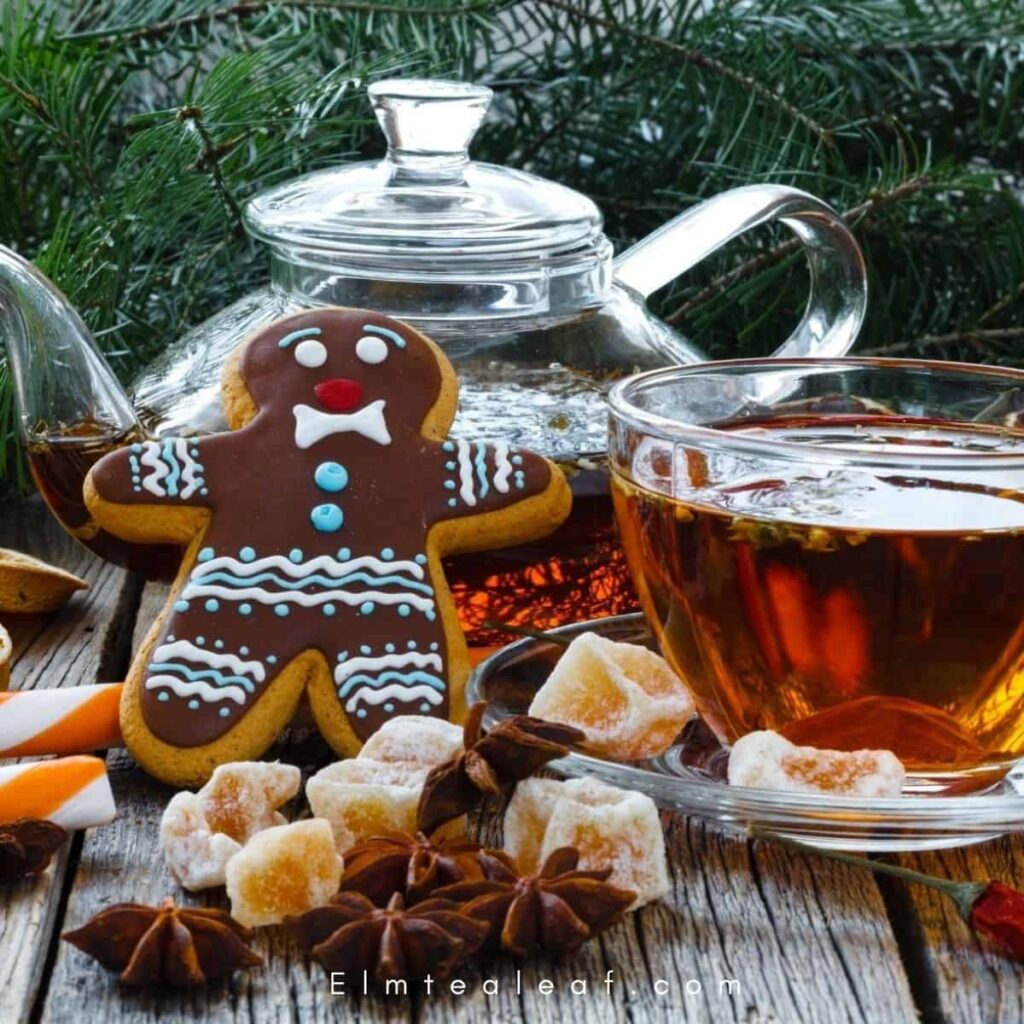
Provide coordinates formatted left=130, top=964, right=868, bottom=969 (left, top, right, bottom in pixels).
left=295, top=339, right=327, bottom=368
left=356, top=335, right=389, bottom=365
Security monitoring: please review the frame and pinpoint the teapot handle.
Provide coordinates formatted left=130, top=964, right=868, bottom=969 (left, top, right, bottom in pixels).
left=612, top=184, right=867, bottom=359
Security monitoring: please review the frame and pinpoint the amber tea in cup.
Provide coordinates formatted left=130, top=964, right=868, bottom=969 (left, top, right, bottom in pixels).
left=608, top=359, right=1024, bottom=793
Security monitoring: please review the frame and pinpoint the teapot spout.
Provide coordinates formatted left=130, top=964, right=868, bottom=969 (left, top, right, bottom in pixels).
left=0, top=244, right=139, bottom=442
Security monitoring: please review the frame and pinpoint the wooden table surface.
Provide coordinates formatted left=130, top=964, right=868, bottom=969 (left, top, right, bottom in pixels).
left=2, top=498, right=1023, bottom=1024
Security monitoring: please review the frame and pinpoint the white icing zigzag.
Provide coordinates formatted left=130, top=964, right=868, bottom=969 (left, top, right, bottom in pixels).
left=139, top=443, right=169, bottom=497
left=175, top=439, right=203, bottom=500
left=135, top=439, right=206, bottom=500
left=145, top=675, right=248, bottom=705
left=151, top=639, right=266, bottom=682
left=456, top=440, right=477, bottom=506
left=493, top=441, right=513, bottom=493
left=193, top=553, right=426, bottom=581
left=345, top=683, right=444, bottom=713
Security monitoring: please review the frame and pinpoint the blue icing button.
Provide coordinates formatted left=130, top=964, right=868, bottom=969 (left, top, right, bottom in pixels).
left=274, top=605, right=290, bottom=618
left=359, top=601, right=374, bottom=615
left=240, top=546, right=256, bottom=562
left=314, top=461, right=349, bottom=493
left=174, top=600, right=189, bottom=612
left=239, top=603, right=252, bottom=616
left=198, top=547, right=214, bottom=562
left=380, top=547, right=394, bottom=560
left=157, top=692, right=170, bottom=702
left=442, top=441, right=456, bottom=452
left=323, top=603, right=336, bottom=616
left=398, top=604, right=411, bottom=618
left=289, top=548, right=303, bottom=563
left=219, top=707, right=231, bottom=718
left=311, top=503, right=344, bottom=532
left=204, top=599, right=219, bottom=613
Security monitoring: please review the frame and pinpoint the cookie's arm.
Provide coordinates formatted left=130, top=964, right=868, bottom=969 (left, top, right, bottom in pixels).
left=84, top=436, right=222, bottom=543
left=425, top=440, right=572, bottom=547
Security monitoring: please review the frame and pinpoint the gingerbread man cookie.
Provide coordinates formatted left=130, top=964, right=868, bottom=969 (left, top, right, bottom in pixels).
left=85, top=308, right=571, bottom=786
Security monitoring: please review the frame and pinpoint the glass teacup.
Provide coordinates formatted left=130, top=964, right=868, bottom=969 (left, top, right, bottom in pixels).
left=608, top=358, right=1024, bottom=793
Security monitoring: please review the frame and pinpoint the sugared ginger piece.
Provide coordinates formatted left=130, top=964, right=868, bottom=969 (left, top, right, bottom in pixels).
left=160, top=792, right=242, bottom=892
left=159, top=760, right=301, bottom=891
left=358, top=716, right=464, bottom=769
left=225, top=819, right=342, bottom=927
left=528, top=632, right=695, bottom=760
left=727, top=730, right=906, bottom=797
left=199, top=761, right=301, bottom=843
left=504, top=776, right=669, bottom=908
left=307, top=758, right=464, bottom=854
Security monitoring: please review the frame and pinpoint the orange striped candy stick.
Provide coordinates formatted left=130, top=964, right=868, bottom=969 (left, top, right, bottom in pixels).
left=0, top=683, right=123, bottom=757
left=0, top=755, right=116, bottom=829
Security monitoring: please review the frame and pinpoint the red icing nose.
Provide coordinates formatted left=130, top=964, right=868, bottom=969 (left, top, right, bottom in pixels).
left=315, top=378, right=364, bottom=412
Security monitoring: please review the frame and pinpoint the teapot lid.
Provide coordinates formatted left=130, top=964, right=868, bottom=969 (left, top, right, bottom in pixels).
left=243, top=80, right=612, bottom=318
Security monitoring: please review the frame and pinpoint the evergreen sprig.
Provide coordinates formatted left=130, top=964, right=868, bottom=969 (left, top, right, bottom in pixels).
left=1, top=0, right=1023, bottom=488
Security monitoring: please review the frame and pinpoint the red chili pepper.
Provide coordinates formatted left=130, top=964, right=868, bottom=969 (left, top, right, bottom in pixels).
left=968, top=882, right=1024, bottom=961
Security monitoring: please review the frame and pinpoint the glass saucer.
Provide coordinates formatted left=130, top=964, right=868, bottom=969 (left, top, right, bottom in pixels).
left=466, top=613, right=1024, bottom=852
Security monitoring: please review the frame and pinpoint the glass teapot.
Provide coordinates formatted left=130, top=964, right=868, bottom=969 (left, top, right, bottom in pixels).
left=0, top=78, right=867, bottom=642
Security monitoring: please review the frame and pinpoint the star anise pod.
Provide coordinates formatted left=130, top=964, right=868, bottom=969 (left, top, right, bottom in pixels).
left=434, top=847, right=635, bottom=958
left=63, top=897, right=263, bottom=986
left=338, top=830, right=487, bottom=906
left=416, top=702, right=585, bottom=835
left=0, top=818, right=68, bottom=881
left=288, top=891, right=488, bottom=986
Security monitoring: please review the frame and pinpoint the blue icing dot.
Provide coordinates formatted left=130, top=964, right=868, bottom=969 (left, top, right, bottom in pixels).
left=311, top=503, right=343, bottom=533
left=323, top=603, right=336, bottom=616
left=194, top=464, right=205, bottom=473
left=239, top=603, right=252, bottom=616
left=214, top=640, right=224, bottom=649
left=384, top=703, right=395, bottom=713
left=240, top=646, right=249, bottom=655
left=205, top=599, right=220, bottom=612
left=157, top=692, right=170, bottom=702
left=420, top=704, right=431, bottom=713
left=337, top=547, right=351, bottom=560
left=190, top=448, right=200, bottom=458
left=133, top=486, right=142, bottom=492
left=360, top=645, right=372, bottom=655
left=130, top=443, right=142, bottom=453
left=267, top=655, right=278, bottom=664
left=337, top=651, right=348, bottom=662
left=380, top=547, right=394, bottom=560
left=219, top=707, right=231, bottom=718
left=167, top=636, right=175, bottom=642
left=407, top=641, right=418, bottom=650
left=447, top=498, right=457, bottom=507
left=398, top=604, right=411, bottom=618
left=274, top=604, right=290, bottom=617
left=357, top=708, right=368, bottom=719
left=385, top=643, right=395, bottom=653
left=512, top=454, right=523, bottom=465
left=444, top=480, right=456, bottom=491
left=425, top=609, right=436, bottom=621
left=314, top=461, right=349, bottom=493
left=240, top=546, right=256, bottom=562
left=289, top=548, right=303, bottom=563
left=442, top=441, right=456, bottom=452
left=200, top=488, right=209, bottom=496
left=430, top=642, right=439, bottom=652
left=415, top=554, right=427, bottom=565
left=198, top=547, right=214, bottom=562
left=359, top=601, right=374, bottom=615
left=131, top=475, right=140, bottom=484
left=196, top=636, right=206, bottom=645
left=445, top=461, right=456, bottom=471
left=188, top=699, right=200, bottom=710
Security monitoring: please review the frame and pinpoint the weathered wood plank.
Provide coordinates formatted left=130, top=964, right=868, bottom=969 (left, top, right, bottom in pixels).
left=892, top=839, right=1024, bottom=1024
left=0, top=498, right=137, bottom=1024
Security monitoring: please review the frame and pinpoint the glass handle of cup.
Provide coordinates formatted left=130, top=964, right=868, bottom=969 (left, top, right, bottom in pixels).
left=612, top=183, right=868, bottom=360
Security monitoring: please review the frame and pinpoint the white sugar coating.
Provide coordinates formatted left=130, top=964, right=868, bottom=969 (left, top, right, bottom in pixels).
left=727, top=730, right=906, bottom=797
left=528, top=631, right=695, bottom=760
left=226, top=818, right=343, bottom=928
left=306, top=758, right=432, bottom=853
left=198, top=761, right=302, bottom=844
left=358, top=716, right=464, bottom=769
left=160, top=791, right=242, bottom=891
left=504, top=775, right=669, bottom=909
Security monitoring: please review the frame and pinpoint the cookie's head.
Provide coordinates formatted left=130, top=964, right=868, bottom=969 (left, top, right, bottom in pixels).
left=228, top=308, right=453, bottom=441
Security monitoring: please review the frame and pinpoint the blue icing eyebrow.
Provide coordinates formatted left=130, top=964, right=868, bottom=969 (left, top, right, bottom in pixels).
left=278, top=326, right=322, bottom=349
left=362, top=323, right=406, bottom=349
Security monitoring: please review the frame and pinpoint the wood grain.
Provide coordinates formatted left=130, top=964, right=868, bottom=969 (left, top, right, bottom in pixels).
left=0, top=500, right=136, bottom=1024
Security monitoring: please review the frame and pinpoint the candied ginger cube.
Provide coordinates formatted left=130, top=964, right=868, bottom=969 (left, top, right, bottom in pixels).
left=199, top=761, right=301, bottom=844
left=727, top=730, right=906, bottom=797
left=505, top=776, right=669, bottom=908
left=160, top=791, right=242, bottom=891
left=528, top=632, right=695, bottom=761
left=225, top=819, right=342, bottom=927
left=358, top=716, right=464, bottom=769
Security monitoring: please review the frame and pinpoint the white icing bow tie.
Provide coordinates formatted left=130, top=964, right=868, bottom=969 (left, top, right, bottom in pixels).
left=293, top=400, right=392, bottom=449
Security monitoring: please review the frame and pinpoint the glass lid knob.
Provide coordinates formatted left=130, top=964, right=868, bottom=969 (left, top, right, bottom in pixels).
left=368, top=79, right=492, bottom=182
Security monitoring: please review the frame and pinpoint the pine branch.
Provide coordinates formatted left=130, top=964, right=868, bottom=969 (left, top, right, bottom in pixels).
left=534, top=0, right=835, bottom=145
left=860, top=328, right=1024, bottom=357
left=664, top=175, right=933, bottom=328
left=175, top=105, right=245, bottom=234
left=60, top=1, right=490, bottom=44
